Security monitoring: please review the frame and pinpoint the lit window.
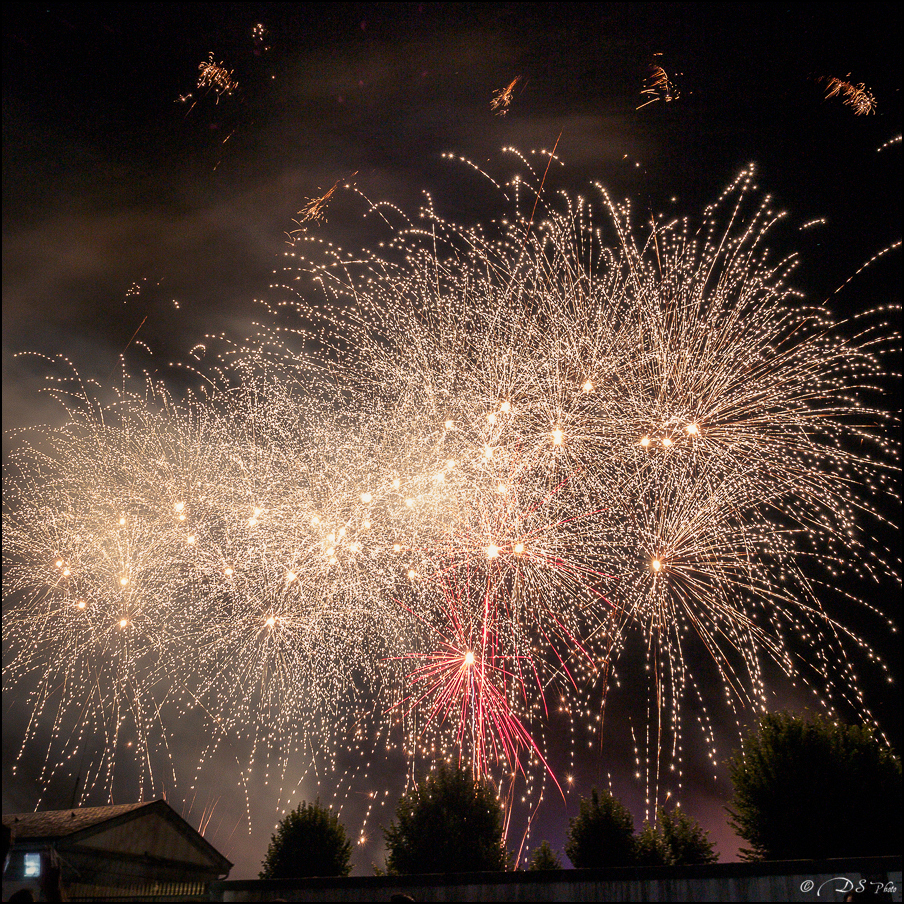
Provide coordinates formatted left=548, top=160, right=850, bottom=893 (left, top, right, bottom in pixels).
left=24, top=852, right=42, bottom=878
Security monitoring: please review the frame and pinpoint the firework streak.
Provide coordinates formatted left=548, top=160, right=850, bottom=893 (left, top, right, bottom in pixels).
left=3, top=155, right=899, bottom=815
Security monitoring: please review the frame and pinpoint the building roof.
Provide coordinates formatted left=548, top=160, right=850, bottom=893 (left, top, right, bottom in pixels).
left=2, top=799, right=232, bottom=874
left=3, top=801, right=153, bottom=840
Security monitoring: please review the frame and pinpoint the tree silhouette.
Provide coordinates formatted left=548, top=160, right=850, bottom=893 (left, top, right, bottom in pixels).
left=259, top=800, right=352, bottom=878
left=634, top=819, right=670, bottom=866
left=527, top=840, right=562, bottom=870
left=383, top=762, right=510, bottom=874
left=565, top=788, right=635, bottom=868
left=659, top=805, right=718, bottom=864
left=728, top=712, right=902, bottom=860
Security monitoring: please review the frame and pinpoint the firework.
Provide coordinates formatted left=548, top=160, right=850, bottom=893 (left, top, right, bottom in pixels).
left=821, top=75, right=876, bottom=115
left=3, top=155, right=899, bottom=821
left=491, top=77, right=521, bottom=116
left=251, top=24, right=270, bottom=55
left=294, top=177, right=346, bottom=225
left=273, top=153, right=899, bottom=787
left=2, top=365, right=405, bottom=806
left=637, top=59, right=679, bottom=109
left=197, top=52, right=239, bottom=102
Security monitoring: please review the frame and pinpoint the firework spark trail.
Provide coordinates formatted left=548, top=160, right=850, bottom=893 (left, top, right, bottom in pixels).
left=637, top=61, right=679, bottom=110
left=821, top=74, right=876, bottom=115
left=272, top=152, right=899, bottom=778
left=293, top=174, right=358, bottom=226
left=491, top=77, right=522, bottom=116
left=3, top=155, right=899, bottom=821
left=3, top=367, right=411, bottom=806
left=391, top=576, right=547, bottom=781
left=197, top=52, right=239, bottom=102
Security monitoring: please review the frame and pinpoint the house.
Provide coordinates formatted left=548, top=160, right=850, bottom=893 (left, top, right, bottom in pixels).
left=2, top=799, right=231, bottom=900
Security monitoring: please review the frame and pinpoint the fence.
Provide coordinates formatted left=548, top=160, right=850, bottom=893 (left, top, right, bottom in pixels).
left=209, top=855, right=901, bottom=902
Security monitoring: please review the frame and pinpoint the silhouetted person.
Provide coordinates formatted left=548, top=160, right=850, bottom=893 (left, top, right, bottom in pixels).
left=8, top=889, right=36, bottom=904
left=40, top=861, right=67, bottom=902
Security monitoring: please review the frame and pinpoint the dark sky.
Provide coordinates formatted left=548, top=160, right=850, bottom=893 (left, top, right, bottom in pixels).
left=3, top=2, right=901, bottom=878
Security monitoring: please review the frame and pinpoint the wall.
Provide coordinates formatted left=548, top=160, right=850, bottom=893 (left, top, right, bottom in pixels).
left=210, top=856, right=902, bottom=902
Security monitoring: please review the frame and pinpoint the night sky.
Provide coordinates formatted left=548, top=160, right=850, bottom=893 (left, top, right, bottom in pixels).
left=3, top=2, right=901, bottom=878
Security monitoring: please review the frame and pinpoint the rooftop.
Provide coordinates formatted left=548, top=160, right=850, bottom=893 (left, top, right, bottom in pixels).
left=3, top=802, right=154, bottom=840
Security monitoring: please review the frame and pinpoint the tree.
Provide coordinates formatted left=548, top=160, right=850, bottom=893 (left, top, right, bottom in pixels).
left=634, top=820, right=670, bottom=866
left=656, top=805, right=718, bottom=865
left=565, top=788, right=635, bottom=868
left=630, top=807, right=719, bottom=867
left=259, top=800, right=352, bottom=878
left=728, top=712, right=902, bottom=860
left=527, top=840, right=562, bottom=870
left=383, top=761, right=510, bottom=874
